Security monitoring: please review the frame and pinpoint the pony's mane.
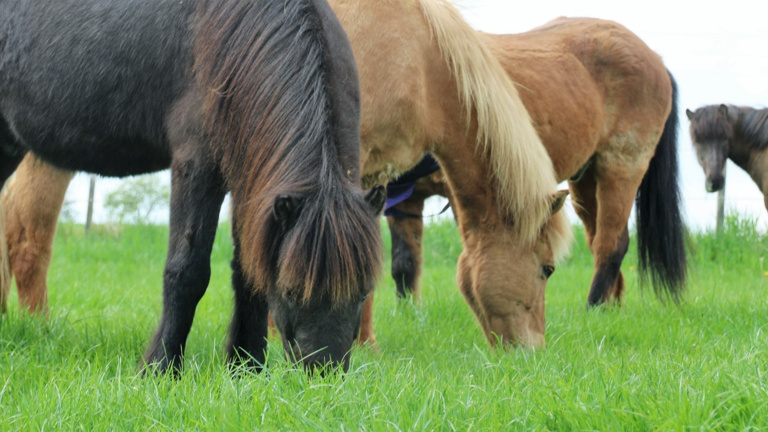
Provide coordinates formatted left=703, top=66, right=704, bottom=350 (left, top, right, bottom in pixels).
left=741, top=108, right=768, bottom=150
left=690, top=105, right=732, bottom=143
left=195, top=0, right=380, bottom=304
left=418, top=0, right=558, bottom=243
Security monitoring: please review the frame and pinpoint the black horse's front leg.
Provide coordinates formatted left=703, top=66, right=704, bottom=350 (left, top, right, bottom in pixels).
left=226, top=233, right=269, bottom=372
left=142, top=154, right=226, bottom=375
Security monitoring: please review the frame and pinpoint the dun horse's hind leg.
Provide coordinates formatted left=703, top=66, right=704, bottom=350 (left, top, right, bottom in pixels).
left=226, top=227, right=269, bottom=371
left=570, top=165, right=634, bottom=306
left=387, top=199, right=426, bottom=300
left=4, top=156, right=73, bottom=314
left=0, top=117, right=26, bottom=313
left=143, top=150, right=226, bottom=375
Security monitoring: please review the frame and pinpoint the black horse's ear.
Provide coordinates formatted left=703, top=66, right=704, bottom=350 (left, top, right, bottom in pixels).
left=364, top=184, right=387, bottom=215
left=719, top=104, right=729, bottom=116
left=685, top=108, right=695, bottom=121
left=273, top=195, right=298, bottom=227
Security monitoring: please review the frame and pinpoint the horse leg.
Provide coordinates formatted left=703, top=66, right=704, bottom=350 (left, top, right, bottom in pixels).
left=5, top=155, right=73, bottom=315
left=584, top=168, right=642, bottom=306
left=387, top=196, right=426, bottom=300
left=226, top=233, right=268, bottom=371
left=0, top=118, right=26, bottom=313
left=142, top=151, right=226, bottom=375
left=356, top=292, right=378, bottom=348
left=570, top=167, right=629, bottom=306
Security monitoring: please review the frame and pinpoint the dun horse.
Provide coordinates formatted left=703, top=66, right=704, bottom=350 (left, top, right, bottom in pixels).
left=687, top=104, right=768, bottom=210
left=0, top=0, right=385, bottom=374
left=386, top=17, right=687, bottom=309
left=2, top=0, right=569, bottom=350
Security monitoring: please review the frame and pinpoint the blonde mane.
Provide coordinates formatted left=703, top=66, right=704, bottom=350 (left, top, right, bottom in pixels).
left=548, top=209, right=573, bottom=263
left=418, top=0, right=558, bottom=242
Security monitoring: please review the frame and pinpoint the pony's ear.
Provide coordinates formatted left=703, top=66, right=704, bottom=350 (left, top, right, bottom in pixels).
left=273, top=195, right=299, bottom=228
left=550, top=189, right=569, bottom=214
left=364, top=184, right=387, bottom=215
left=719, top=104, right=729, bottom=116
left=685, top=108, right=695, bottom=121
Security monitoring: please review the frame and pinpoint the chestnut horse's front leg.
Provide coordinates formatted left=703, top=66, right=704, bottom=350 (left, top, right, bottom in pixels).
left=142, top=150, right=226, bottom=375
left=2, top=155, right=74, bottom=315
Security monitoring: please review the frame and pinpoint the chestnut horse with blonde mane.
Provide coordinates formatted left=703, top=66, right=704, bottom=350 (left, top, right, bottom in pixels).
left=0, top=0, right=386, bottom=375
left=1, top=0, right=569, bottom=349
left=387, top=17, right=687, bottom=308
left=687, top=104, right=768, bottom=210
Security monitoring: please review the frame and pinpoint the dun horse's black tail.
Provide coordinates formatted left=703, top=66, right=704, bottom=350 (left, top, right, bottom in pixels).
left=635, top=70, right=687, bottom=302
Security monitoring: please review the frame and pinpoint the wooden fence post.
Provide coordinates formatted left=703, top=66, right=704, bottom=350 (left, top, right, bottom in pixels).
left=85, top=175, right=96, bottom=234
left=716, top=166, right=726, bottom=235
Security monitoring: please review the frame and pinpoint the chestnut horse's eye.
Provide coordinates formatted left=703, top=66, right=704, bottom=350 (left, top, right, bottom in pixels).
left=541, top=265, right=555, bottom=280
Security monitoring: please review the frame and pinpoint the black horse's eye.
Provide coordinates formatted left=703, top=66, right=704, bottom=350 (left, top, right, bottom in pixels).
left=359, top=292, right=369, bottom=304
left=541, top=265, right=555, bottom=280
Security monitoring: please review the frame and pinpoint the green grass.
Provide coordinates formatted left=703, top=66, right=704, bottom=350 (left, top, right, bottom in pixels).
left=1, top=216, right=767, bottom=430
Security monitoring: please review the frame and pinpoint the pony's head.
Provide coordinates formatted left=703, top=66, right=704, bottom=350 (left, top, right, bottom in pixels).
left=253, top=184, right=386, bottom=373
left=195, top=0, right=379, bottom=372
left=456, top=190, right=571, bottom=348
left=687, top=105, right=732, bottom=192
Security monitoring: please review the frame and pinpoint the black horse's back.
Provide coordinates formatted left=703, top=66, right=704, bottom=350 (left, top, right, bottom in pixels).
left=0, top=0, right=197, bottom=176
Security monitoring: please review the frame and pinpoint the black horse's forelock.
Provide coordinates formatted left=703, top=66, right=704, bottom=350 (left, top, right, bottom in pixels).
left=690, top=105, right=732, bottom=143
left=195, top=0, right=376, bottom=304
left=275, top=182, right=383, bottom=305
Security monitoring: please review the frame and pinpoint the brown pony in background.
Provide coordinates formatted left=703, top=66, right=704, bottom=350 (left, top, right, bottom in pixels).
left=687, top=104, right=768, bottom=210
left=2, top=0, right=569, bottom=350
left=387, top=17, right=687, bottom=308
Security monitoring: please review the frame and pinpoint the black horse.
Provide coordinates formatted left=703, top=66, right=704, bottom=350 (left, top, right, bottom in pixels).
left=0, top=0, right=384, bottom=374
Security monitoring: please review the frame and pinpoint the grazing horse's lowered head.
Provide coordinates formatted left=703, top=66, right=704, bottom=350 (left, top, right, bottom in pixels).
left=687, top=104, right=732, bottom=192
left=455, top=190, right=572, bottom=349
left=260, top=186, right=387, bottom=373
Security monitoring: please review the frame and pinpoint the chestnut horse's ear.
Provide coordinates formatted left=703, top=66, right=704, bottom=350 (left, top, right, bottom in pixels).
left=719, top=104, right=729, bottom=116
left=685, top=108, right=695, bottom=121
left=365, top=184, right=387, bottom=215
left=550, top=189, right=569, bottom=214
left=273, top=195, right=299, bottom=228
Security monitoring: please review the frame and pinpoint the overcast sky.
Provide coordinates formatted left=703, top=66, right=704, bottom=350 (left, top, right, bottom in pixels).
left=65, top=0, right=768, bottom=231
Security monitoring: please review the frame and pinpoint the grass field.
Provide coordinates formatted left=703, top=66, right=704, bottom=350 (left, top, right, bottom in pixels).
left=1, top=216, right=767, bottom=430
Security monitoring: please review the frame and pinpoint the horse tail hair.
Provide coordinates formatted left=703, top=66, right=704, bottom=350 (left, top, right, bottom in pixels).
left=0, top=178, right=11, bottom=313
left=635, top=70, right=687, bottom=302
left=418, top=0, right=558, bottom=243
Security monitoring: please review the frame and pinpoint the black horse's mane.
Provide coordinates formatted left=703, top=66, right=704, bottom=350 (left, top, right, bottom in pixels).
left=740, top=108, right=768, bottom=150
left=195, top=0, right=381, bottom=304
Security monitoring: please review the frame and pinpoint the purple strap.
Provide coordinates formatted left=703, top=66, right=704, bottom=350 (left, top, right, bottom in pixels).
left=384, top=155, right=441, bottom=216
